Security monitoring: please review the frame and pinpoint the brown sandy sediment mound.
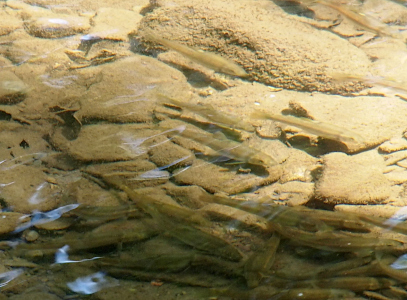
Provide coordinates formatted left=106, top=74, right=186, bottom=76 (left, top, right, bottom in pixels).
left=134, top=0, right=371, bottom=94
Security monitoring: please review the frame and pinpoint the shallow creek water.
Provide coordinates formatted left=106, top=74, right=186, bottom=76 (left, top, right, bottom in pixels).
left=3, top=0, right=407, bottom=299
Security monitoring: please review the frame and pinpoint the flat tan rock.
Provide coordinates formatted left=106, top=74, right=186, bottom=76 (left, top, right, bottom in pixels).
left=84, top=159, right=168, bottom=189
left=0, top=126, right=51, bottom=168
left=287, top=94, right=407, bottom=153
left=315, top=151, right=392, bottom=205
left=201, top=82, right=399, bottom=155
left=56, top=124, right=165, bottom=162
left=254, top=180, right=315, bottom=206
left=148, top=140, right=195, bottom=168
left=24, top=15, right=90, bottom=38
left=0, top=212, right=26, bottom=234
left=89, top=8, right=143, bottom=41
left=173, top=159, right=271, bottom=195
left=7, top=1, right=90, bottom=38
left=255, top=121, right=281, bottom=139
left=136, top=0, right=370, bottom=93
left=276, top=181, right=315, bottom=206
left=279, top=149, right=319, bottom=183
left=6, top=1, right=92, bottom=38
left=0, top=30, right=74, bottom=67
left=75, top=56, right=192, bottom=124
left=84, top=159, right=157, bottom=175
left=64, top=178, right=123, bottom=206
left=0, top=165, right=62, bottom=213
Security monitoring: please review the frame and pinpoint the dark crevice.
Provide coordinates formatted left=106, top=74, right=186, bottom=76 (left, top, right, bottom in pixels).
left=0, top=110, right=12, bottom=121
left=272, top=0, right=316, bottom=18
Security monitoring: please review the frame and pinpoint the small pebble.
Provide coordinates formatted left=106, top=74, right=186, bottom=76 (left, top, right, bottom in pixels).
left=24, top=230, right=39, bottom=242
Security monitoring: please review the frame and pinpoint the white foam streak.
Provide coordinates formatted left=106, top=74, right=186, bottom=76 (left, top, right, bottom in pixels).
left=120, top=125, right=186, bottom=156
left=384, top=206, right=407, bottom=228
left=67, top=272, right=118, bottom=295
left=0, top=269, right=24, bottom=288
left=391, top=254, right=407, bottom=270
left=55, top=245, right=101, bottom=264
left=0, top=152, right=47, bottom=171
left=28, top=182, right=48, bottom=205
left=13, top=204, right=79, bottom=233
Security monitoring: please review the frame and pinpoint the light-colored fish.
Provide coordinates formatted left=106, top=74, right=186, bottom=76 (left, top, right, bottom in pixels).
left=276, top=256, right=373, bottom=280
left=171, top=126, right=277, bottom=166
left=143, top=31, right=248, bottom=77
left=156, top=93, right=255, bottom=132
left=252, top=110, right=364, bottom=145
left=272, top=222, right=402, bottom=252
left=163, top=224, right=243, bottom=261
left=333, top=73, right=407, bottom=95
left=244, top=233, right=280, bottom=288
left=313, top=0, right=403, bottom=39
left=107, top=176, right=211, bottom=227
left=0, top=269, right=24, bottom=289
left=106, top=177, right=242, bottom=261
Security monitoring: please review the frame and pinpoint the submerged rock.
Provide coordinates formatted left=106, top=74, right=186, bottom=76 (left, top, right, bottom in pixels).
left=0, top=165, right=62, bottom=213
left=88, top=8, right=143, bottom=41
left=24, top=15, right=90, bottom=38
left=0, top=71, right=27, bottom=104
left=287, top=94, right=407, bottom=153
left=173, top=159, right=272, bottom=194
left=54, top=124, right=160, bottom=162
left=0, top=212, right=26, bottom=234
left=75, top=56, right=192, bottom=124
left=315, top=151, right=392, bottom=205
left=135, top=0, right=370, bottom=93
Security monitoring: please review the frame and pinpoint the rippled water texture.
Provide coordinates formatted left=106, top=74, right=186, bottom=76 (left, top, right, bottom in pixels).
left=3, top=0, right=407, bottom=299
